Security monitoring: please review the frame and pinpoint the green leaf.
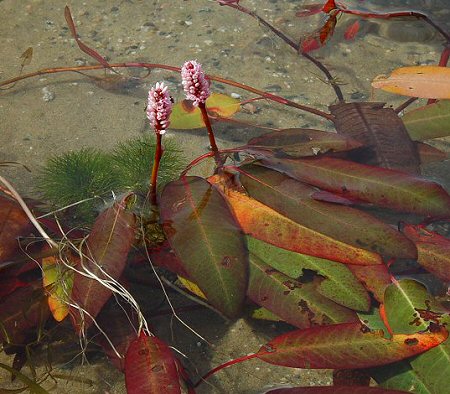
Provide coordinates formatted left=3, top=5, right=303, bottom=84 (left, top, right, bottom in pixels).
left=169, top=93, right=240, bottom=129
left=256, top=322, right=448, bottom=369
left=160, top=176, right=248, bottom=318
left=248, top=237, right=370, bottom=312
left=382, top=279, right=450, bottom=394
left=248, top=253, right=357, bottom=328
left=239, top=164, right=416, bottom=258
left=403, top=101, right=450, bottom=141
left=260, top=156, right=450, bottom=217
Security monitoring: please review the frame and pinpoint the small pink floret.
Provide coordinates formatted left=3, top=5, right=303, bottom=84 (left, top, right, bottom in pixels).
left=146, top=81, right=172, bottom=134
left=181, top=60, right=211, bottom=106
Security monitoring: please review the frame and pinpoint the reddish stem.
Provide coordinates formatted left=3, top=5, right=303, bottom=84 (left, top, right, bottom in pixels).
left=149, top=133, right=163, bottom=205
left=193, top=353, right=258, bottom=388
left=199, top=102, right=222, bottom=168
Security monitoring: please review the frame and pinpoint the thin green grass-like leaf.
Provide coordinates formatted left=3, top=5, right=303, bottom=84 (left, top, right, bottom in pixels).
left=0, top=362, right=48, bottom=394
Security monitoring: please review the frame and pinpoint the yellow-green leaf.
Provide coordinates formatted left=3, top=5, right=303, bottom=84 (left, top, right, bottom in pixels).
left=42, top=255, right=74, bottom=322
left=372, top=66, right=450, bottom=99
left=169, top=93, right=240, bottom=129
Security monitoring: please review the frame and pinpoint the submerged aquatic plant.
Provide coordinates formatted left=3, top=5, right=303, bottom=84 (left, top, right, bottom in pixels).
left=37, top=135, right=184, bottom=224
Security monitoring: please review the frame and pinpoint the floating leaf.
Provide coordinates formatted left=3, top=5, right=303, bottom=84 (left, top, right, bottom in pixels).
left=402, top=224, right=450, bottom=282
left=265, top=386, right=409, bottom=394
left=403, top=101, right=450, bottom=141
left=238, top=165, right=416, bottom=258
left=42, top=253, right=74, bottom=322
left=245, top=128, right=362, bottom=158
left=125, top=333, right=182, bottom=394
left=248, top=253, right=358, bottom=328
left=160, top=176, right=248, bottom=318
left=169, top=93, right=240, bottom=129
left=208, top=174, right=382, bottom=266
left=372, top=66, right=450, bottom=99
left=382, top=279, right=450, bottom=394
left=248, top=237, right=370, bottom=312
left=256, top=321, right=448, bottom=369
left=260, top=156, right=450, bottom=217
left=70, top=195, right=136, bottom=331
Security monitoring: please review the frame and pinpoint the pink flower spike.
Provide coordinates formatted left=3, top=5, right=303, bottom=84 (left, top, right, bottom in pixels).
left=146, top=81, right=173, bottom=135
left=181, top=60, right=211, bottom=106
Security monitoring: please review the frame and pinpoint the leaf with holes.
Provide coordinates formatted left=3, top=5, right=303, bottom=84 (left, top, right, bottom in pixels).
left=208, top=174, right=381, bottom=266
left=402, top=224, right=450, bottom=282
left=70, top=195, right=136, bottom=331
left=125, top=333, right=183, bottom=394
left=372, top=66, right=450, bottom=99
left=248, top=237, right=370, bottom=312
left=238, top=164, right=416, bottom=258
left=382, top=279, right=450, bottom=394
left=256, top=321, right=448, bottom=369
left=160, top=176, right=248, bottom=318
left=260, top=156, right=450, bottom=217
left=248, top=253, right=358, bottom=328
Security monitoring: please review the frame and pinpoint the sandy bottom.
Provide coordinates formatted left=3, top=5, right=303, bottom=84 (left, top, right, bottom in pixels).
left=1, top=0, right=449, bottom=393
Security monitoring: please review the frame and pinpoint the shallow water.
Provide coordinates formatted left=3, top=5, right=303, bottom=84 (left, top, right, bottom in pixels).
left=1, top=0, right=449, bottom=393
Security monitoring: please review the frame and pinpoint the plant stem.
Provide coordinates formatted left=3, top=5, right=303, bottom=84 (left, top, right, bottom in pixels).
left=149, top=133, right=163, bottom=205
left=199, top=102, right=223, bottom=168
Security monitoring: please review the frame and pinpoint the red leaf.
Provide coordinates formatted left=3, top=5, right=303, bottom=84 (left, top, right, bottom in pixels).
left=300, top=36, right=322, bottom=53
left=0, top=195, right=33, bottom=262
left=402, top=224, right=450, bottom=282
left=319, top=14, right=338, bottom=44
left=260, top=156, right=450, bottom=217
left=322, top=0, right=337, bottom=13
left=347, top=263, right=392, bottom=303
left=256, top=322, right=447, bottom=369
left=125, top=332, right=183, bottom=394
left=265, top=386, right=409, bottom=393
left=70, top=195, right=136, bottom=332
left=296, top=4, right=325, bottom=18
left=343, top=20, right=360, bottom=40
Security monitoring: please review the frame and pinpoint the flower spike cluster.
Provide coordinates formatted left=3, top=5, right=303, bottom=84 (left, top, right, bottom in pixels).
left=181, top=60, right=211, bottom=106
left=146, top=81, right=172, bottom=134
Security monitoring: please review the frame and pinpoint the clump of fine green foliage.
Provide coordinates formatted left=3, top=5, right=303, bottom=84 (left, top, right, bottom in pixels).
left=36, top=134, right=184, bottom=225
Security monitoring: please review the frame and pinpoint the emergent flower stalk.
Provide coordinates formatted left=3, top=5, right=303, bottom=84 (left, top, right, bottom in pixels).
left=146, top=81, right=172, bottom=205
left=181, top=60, right=222, bottom=167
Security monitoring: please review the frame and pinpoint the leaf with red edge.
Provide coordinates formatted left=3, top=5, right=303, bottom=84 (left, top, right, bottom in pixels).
left=70, top=195, right=136, bottom=331
left=260, top=156, right=450, bottom=217
left=238, top=164, right=416, bottom=258
left=208, top=174, right=382, bottom=266
left=160, top=176, right=248, bottom=318
left=256, top=321, right=448, bottom=369
left=149, top=241, right=190, bottom=278
left=402, top=224, right=450, bottom=282
left=382, top=279, right=450, bottom=394
left=347, top=263, right=392, bottom=303
left=0, top=195, right=33, bottom=262
left=245, top=128, right=363, bottom=158
left=248, top=253, right=358, bottom=328
left=125, top=332, right=183, bottom=394
left=265, top=387, right=409, bottom=394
